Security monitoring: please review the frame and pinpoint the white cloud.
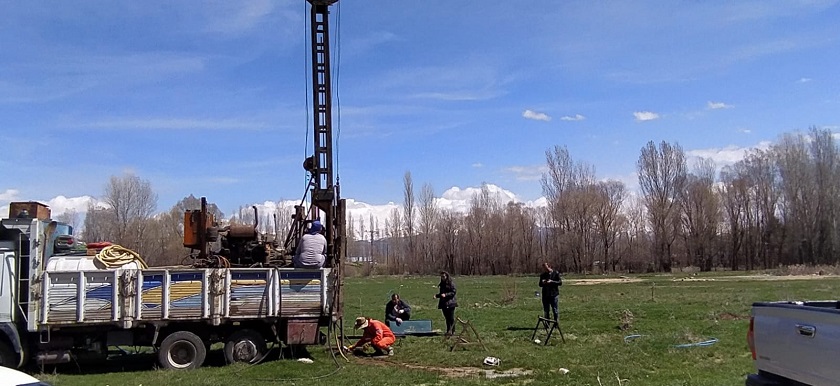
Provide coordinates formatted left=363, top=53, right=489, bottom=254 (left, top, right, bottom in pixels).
left=798, top=77, right=812, bottom=83
left=346, top=31, right=401, bottom=56
left=204, top=1, right=275, bottom=35
left=345, top=199, right=401, bottom=238
left=207, top=177, right=241, bottom=184
left=687, top=141, right=772, bottom=166
left=0, top=195, right=97, bottom=228
left=633, top=111, right=660, bottom=121
left=503, top=165, right=549, bottom=182
left=523, top=109, right=552, bottom=122
left=334, top=184, right=549, bottom=238
left=739, top=128, right=752, bottom=134
left=602, top=172, right=640, bottom=193
left=560, top=114, right=586, bottom=121
left=472, top=163, right=483, bottom=168
left=0, top=189, right=20, bottom=201
left=75, top=118, right=269, bottom=131
left=707, top=101, right=733, bottom=110
left=45, top=196, right=97, bottom=216
left=436, top=184, right=518, bottom=213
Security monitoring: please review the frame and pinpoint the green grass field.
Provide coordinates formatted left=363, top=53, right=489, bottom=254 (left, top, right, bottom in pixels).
left=37, top=272, right=840, bottom=386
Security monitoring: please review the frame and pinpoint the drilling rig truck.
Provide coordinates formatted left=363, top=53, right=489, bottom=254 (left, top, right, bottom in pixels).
left=0, top=0, right=346, bottom=371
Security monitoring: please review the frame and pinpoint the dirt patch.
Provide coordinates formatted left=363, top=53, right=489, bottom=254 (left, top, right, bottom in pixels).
left=357, top=357, right=533, bottom=379
left=717, top=274, right=837, bottom=281
left=717, top=312, right=748, bottom=321
left=399, top=364, right=532, bottom=379
left=571, top=278, right=643, bottom=285
left=555, top=274, right=834, bottom=285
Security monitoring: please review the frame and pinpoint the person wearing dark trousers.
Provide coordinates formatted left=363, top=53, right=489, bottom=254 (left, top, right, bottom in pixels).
left=539, top=262, right=562, bottom=321
left=435, top=271, right=458, bottom=336
left=384, top=293, right=412, bottom=327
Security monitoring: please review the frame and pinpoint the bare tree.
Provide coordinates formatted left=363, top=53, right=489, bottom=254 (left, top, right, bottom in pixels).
left=503, top=202, right=538, bottom=273
left=594, top=180, right=626, bottom=272
left=808, top=127, right=839, bottom=263
left=678, top=158, right=720, bottom=271
left=145, top=208, right=184, bottom=266
left=56, top=209, right=82, bottom=234
left=386, top=207, right=402, bottom=274
left=637, top=141, right=686, bottom=271
left=719, top=165, right=749, bottom=269
left=541, top=145, right=599, bottom=273
left=618, top=195, right=648, bottom=273
left=82, top=202, right=115, bottom=243
left=742, top=150, right=781, bottom=269
left=102, top=173, right=158, bottom=254
left=775, top=133, right=817, bottom=265
left=435, top=209, right=461, bottom=274
left=418, top=183, right=438, bottom=272
left=402, top=172, right=416, bottom=272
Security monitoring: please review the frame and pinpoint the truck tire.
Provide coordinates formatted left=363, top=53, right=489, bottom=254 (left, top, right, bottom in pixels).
left=0, top=342, right=16, bottom=368
left=224, top=329, right=267, bottom=364
left=158, top=331, right=207, bottom=370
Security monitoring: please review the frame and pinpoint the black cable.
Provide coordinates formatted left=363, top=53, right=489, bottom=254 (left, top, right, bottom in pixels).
left=303, top=0, right=311, bottom=194
left=247, top=322, right=345, bottom=383
left=334, top=1, right=341, bottom=179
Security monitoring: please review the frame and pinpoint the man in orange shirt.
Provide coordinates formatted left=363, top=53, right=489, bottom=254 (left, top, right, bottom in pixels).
left=346, top=316, right=395, bottom=356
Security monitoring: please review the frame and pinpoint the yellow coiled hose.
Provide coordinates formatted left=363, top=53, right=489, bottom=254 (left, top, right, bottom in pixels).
left=95, top=245, right=149, bottom=269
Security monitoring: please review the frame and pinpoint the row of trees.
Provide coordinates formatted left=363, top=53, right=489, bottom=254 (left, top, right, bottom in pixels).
left=82, top=176, right=223, bottom=267
left=75, top=128, right=838, bottom=274
left=347, top=128, right=839, bottom=275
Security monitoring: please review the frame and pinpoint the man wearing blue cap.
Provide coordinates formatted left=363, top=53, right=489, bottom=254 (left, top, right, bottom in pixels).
left=293, top=220, right=327, bottom=268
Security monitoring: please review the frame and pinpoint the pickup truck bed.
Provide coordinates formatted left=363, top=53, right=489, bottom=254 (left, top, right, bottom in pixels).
left=747, top=301, right=840, bottom=386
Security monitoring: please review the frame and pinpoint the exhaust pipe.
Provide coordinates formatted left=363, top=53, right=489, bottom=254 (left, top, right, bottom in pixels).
left=36, top=350, right=72, bottom=365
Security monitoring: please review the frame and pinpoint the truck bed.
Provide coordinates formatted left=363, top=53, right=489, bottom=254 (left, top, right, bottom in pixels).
left=37, top=267, right=332, bottom=328
left=750, top=301, right=840, bottom=386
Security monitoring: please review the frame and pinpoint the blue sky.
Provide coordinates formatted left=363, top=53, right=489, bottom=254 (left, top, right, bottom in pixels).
left=1, top=1, right=839, bottom=220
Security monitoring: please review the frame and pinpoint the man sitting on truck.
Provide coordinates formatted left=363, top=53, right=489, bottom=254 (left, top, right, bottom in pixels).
left=346, top=316, right=395, bottom=356
left=293, top=220, right=326, bottom=268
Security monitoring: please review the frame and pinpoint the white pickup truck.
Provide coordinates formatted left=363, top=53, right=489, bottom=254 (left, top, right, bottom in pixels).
left=746, top=301, right=840, bottom=386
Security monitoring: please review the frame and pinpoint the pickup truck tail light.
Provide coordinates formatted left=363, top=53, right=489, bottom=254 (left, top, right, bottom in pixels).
left=747, top=316, right=756, bottom=360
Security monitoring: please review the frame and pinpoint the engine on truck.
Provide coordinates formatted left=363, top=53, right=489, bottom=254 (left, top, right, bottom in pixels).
left=183, top=199, right=304, bottom=268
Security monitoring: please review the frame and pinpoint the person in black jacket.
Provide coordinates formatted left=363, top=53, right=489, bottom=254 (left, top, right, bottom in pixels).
left=539, top=262, right=562, bottom=321
left=384, top=293, right=412, bottom=327
left=434, top=271, right=458, bottom=336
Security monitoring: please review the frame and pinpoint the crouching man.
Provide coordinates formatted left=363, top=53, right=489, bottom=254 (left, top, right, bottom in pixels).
left=346, top=316, right=395, bottom=356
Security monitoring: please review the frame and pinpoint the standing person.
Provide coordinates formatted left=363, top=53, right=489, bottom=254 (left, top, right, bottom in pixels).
left=346, top=316, right=395, bottom=356
left=293, top=220, right=326, bottom=268
left=539, top=262, right=562, bottom=321
left=434, top=271, right=458, bottom=336
left=384, top=293, right=412, bottom=327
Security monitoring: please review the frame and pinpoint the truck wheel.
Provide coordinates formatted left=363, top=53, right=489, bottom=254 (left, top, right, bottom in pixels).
left=224, top=329, right=267, bottom=364
left=158, top=331, right=206, bottom=370
left=0, top=342, right=16, bottom=368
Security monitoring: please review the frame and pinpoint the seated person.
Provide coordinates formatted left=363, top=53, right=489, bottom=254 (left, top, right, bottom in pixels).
left=293, top=221, right=326, bottom=268
left=384, top=293, right=412, bottom=326
left=346, top=316, right=395, bottom=356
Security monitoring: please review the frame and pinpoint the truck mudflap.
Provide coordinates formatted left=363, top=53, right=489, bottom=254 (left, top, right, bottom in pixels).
left=285, top=319, right=320, bottom=345
left=0, top=322, right=25, bottom=367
